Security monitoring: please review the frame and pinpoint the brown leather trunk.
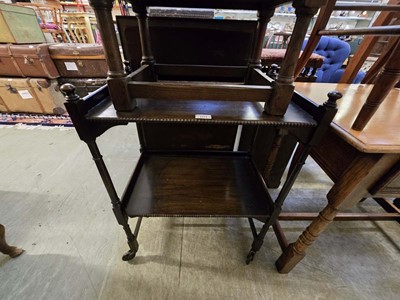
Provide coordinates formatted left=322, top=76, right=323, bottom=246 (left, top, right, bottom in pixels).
left=0, top=44, right=22, bottom=77
left=0, top=44, right=60, bottom=78
left=0, top=77, right=65, bottom=114
left=49, top=43, right=108, bottom=78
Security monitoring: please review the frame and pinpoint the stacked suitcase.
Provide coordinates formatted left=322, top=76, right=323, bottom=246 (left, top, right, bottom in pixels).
left=0, top=42, right=108, bottom=114
left=0, top=43, right=66, bottom=114
left=0, top=4, right=108, bottom=115
left=49, top=43, right=108, bottom=98
left=0, top=3, right=46, bottom=44
left=0, top=3, right=62, bottom=115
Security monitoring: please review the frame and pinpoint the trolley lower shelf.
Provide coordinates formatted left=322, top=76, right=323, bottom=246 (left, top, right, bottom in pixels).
left=122, top=152, right=273, bottom=218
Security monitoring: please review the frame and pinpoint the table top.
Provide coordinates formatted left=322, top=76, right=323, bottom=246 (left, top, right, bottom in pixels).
left=295, top=83, right=400, bottom=153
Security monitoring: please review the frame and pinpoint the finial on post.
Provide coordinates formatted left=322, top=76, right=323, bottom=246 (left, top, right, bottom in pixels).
left=324, top=91, right=342, bottom=108
left=123, top=60, right=132, bottom=74
left=267, top=64, right=280, bottom=79
left=60, top=83, right=80, bottom=102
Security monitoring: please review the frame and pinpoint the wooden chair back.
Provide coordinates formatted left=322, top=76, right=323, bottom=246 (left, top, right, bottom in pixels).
left=296, top=0, right=400, bottom=80
left=265, top=32, right=291, bottom=49
left=296, top=0, right=400, bottom=130
left=62, top=12, right=97, bottom=44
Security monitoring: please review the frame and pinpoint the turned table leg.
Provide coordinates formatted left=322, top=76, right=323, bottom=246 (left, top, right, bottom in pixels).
left=276, top=203, right=338, bottom=273
left=275, top=150, right=398, bottom=273
left=0, top=224, right=24, bottom=258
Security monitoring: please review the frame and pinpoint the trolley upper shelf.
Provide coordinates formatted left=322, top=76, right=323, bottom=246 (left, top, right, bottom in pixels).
left=84, top=86, right=318, bottom=127
left=124, top=0, right=292, bottom=10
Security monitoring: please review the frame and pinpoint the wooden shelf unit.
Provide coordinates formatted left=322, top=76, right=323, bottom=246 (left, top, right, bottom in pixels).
left=63, top=0, right=339, bottom=266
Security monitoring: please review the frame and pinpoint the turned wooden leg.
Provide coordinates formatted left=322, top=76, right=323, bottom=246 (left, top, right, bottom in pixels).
left=275, top=203, right=338, bottom=273
left=351, top=39, right=400, bottom=131
left=0, top=224, right=24, bottom=258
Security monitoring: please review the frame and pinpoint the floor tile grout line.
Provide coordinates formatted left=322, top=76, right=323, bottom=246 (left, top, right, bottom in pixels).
left=178, top=217, right=185, bottom=287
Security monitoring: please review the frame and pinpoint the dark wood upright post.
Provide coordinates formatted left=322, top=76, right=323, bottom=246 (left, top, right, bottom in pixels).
left=246, top=8, right=274, bottom=83
left=132, top=3, right=157, bottom=80
left=264, top=0, right=326, bottom=116
left=88, top=0, right=135, bottom=111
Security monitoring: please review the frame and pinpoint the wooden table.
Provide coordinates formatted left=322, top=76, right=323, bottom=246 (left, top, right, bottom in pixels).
left=276, top=83, right=400, bottom=273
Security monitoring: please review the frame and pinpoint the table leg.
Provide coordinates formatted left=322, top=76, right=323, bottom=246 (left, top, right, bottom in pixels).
left=0, top=224, right=24, bottom=258
left=276, top=152, right=398, bottom=273
left=275, top=203, right=337, bottom=273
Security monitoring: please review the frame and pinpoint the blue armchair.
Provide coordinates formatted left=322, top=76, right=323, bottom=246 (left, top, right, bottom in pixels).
left=302, top=36, right=365, bottom=83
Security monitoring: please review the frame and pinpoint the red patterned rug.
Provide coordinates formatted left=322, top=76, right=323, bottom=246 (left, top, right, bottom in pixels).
left=0, top=113, right=73, bottom=127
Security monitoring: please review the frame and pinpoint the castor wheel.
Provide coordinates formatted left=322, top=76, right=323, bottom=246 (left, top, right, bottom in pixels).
left=246, top=250, right=256, bottom=265
left=122, top=250, right=136, bottom=261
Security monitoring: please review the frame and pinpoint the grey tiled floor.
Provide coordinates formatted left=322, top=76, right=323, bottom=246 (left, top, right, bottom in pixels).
left=0, top=125, right=399, bottom=300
